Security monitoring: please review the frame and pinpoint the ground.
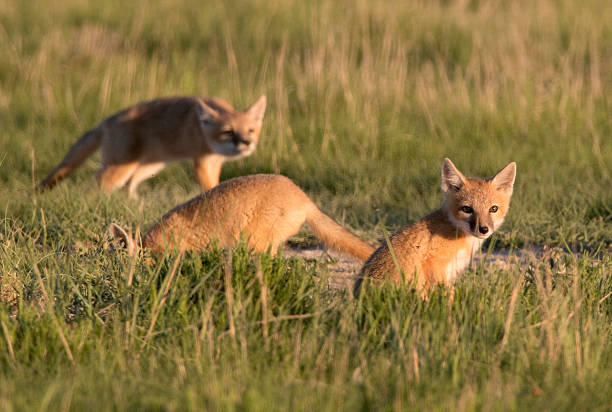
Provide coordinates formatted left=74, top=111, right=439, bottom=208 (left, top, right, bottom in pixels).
left=0, top=0, right=611, bottom=410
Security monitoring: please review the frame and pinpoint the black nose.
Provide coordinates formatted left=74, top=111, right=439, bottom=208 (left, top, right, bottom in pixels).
left=234, top=134, right=251, bottom=146
left=479, top=226, right=489, bottom=235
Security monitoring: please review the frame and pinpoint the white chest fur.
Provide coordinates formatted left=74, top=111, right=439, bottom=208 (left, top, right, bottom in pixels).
left=444, top=237, right=484, bottom=284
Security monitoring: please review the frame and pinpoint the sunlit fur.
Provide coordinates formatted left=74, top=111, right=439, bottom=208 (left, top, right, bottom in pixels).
left=39, top=95, right=267, bottom=197
left=356, top=158, right=516, bottom=296
left=109, top=174, right=375, bottom=261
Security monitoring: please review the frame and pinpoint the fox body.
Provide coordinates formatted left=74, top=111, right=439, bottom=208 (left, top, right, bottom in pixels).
left=356, top=158, right=516, bottom=295
left=109, top=174, right=375, bottom=261
left=39, top=95, right=267, bottom=196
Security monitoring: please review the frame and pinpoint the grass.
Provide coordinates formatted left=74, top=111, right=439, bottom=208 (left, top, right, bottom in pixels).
left=0, top=0, right=611, bottom=410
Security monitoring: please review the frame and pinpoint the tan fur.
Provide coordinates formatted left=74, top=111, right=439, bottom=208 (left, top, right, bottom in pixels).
left=109, top=174, right=375, bottom=261
left=39, top=95, right=267, bottom=196
left=356, top=158, right=516, bottom=296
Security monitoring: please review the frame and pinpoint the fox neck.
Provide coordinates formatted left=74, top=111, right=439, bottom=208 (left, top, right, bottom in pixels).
left=440, top=204, right=485, bottom=284
left=443, top=235, right=483, bottom=285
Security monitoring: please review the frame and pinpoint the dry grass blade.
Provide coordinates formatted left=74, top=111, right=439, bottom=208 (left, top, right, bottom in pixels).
left=224, top=253, right=236, bottom=342
left=141, top=252, right=183, bottom=350
left=572, top=262, right=583, bottom=374
left=34, top=267, right=74, bottom=363
left=498, top=274, right=523, bottom=354
left=255, top=259, right=269, bottom=350
left=1, top=319, right=16, bottom=368
left=257, top=313, right=315, bottom=324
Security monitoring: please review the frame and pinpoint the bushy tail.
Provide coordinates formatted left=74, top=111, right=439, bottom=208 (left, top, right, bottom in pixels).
left=38, top=128, right=102, bottom=190
left=108, top=223, right=137, bottom=256
left=305, top=207, right=375, bottom=261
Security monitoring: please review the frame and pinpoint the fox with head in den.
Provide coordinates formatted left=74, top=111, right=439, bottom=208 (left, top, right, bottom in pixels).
left=355, top=158, right=516, bottom=296
left=109, top=174, right=375, bottom=262
left=39, top=95, right=267, bottom=197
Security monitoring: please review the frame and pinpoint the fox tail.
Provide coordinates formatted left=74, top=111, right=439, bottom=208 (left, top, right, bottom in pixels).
left=38, top=128, right=103, bottom=190
left=305, top=206, right=375, bottom=261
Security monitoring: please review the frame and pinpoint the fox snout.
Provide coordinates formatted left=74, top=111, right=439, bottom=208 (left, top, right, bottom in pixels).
left=469, top=214, right=494, bottom=238
left=232, top=132, right=252, bottom=148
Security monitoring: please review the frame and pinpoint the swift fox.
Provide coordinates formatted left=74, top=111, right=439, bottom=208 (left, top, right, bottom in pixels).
left=39, top=95, right=267, bottom=196
left=109, top=174, right=375, bottom=261
left=355, top=158, right=516, bottom=295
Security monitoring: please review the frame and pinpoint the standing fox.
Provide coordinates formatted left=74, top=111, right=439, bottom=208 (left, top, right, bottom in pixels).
left=355, top=158, right=516, bottom=295
left=39, top=95, right=267, bottom=196
left=109, top=174, right=375, bottom=261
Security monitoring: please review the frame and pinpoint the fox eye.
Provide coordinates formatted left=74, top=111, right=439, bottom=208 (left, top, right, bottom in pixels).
left=489, top=205, right=498, bottom=213
left=460, top=206, right=473, bottom=214
left=248, top=128, right=255, bottom=134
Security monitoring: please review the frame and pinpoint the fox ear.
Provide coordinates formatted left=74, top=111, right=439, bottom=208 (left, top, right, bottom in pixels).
left=491, top=162, right=516, bottom=194
left=108, top=223, right=135, bottom=256
left=247, top=95, right=267, bottom=126
left=441, top=158, right=467, bottom=192
left=195, top=99, right=220, bottom=126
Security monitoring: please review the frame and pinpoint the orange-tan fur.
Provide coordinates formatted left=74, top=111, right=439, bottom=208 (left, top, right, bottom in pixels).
left=355, top=158, right=516, bottom=295
left=109, top=174, right=375, bottom=261
left=39, top=95, right=267, bottom=197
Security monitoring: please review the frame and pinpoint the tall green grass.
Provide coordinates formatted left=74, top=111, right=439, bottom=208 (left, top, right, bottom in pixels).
left=0, top=0, right=611, bottom=409
left=1, top=235, right=610, bottom=410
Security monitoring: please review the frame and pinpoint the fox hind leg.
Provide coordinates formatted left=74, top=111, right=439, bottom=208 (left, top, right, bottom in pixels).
left=96, top=162, right=139, bottom=193
left=127, top=162, right=166, bottom=198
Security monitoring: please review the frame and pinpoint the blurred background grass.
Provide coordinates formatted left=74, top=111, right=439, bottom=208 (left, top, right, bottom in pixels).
left=0, top=0, right=609, bottom=248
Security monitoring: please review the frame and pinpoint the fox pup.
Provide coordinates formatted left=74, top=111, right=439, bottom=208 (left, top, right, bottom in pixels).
left=109, top=174, right=375, bottom=261
left=39, top=95, right=267, bottom=197
left=355, top=158, right=516, bottom=295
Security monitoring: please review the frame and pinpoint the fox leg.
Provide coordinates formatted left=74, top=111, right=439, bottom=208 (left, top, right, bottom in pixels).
left=249, top=235, right=281, bottom=256
left=127, top=162, right=166, bottom=198
left=194, top=154, right=225, bottom=190
left=248, top=214, right=306, bottom=255
left=96, top=162, right=139, bottom=192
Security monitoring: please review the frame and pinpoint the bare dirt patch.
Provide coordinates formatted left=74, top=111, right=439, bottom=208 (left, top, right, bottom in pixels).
left=283, top=245, right=585, bottom=291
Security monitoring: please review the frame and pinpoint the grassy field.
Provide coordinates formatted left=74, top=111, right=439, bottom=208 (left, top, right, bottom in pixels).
left=0, top=0, right=611, bottom=410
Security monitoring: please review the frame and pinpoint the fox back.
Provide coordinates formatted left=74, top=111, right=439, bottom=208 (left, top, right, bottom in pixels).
left=357, top=158, right=516, bottom=294
left=39, top=95, right=267, bottom=196
left=142, top=174, right=314, bottom=253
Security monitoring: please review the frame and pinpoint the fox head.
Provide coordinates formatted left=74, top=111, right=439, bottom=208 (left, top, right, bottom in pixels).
left=441, top=158, right=516, bottom=240
left=196, top=95, right=267, bottom=158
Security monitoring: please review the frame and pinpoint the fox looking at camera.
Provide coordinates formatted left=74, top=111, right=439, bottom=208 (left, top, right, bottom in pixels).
left=355, top=158, right=516, bottom=295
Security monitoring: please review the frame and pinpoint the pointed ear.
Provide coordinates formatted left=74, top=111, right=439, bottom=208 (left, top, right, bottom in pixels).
left=108, top=223, right=135, bottom=256
left=491, top=162, right=516, bottom=194
left=195, top=99, right=220, bottom=126
left=441, top=158, right=467, bottom=192
left=247, top=95, right=267, bottom=126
